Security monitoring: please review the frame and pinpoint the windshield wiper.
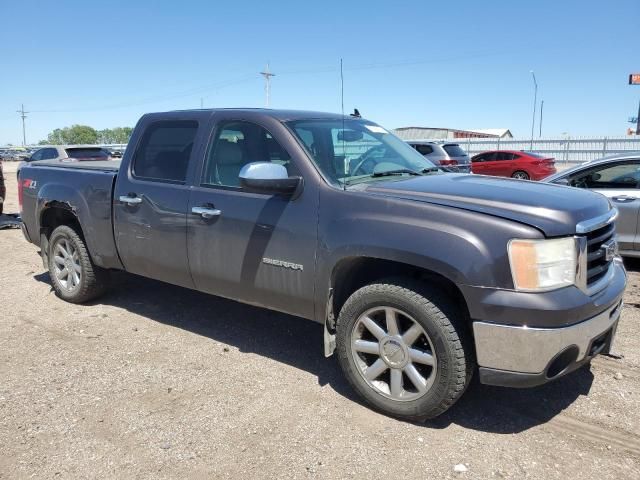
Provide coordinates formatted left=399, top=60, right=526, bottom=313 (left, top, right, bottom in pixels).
left=371, top=169, right=422, bottom=178
left=421, top=167, right=441, bottom=174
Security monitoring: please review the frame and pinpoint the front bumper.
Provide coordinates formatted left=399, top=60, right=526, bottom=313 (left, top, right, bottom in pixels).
left=470, top=260, right=626, bottom=388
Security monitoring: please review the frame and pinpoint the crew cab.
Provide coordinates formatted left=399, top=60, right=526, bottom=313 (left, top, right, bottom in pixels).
left=19, top=109, right=626, bottom=420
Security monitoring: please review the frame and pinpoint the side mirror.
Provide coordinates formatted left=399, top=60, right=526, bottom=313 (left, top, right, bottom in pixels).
left=239, top=162, right=302, bottom=196
left=553, top=178, right=570, bottom=186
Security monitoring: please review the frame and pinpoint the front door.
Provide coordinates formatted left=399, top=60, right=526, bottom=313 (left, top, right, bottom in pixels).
left=566, top=159, right=640, bottom=252
left=113, top=117, right=203, bottom=288
left=187, top=117, right=318, bottom=319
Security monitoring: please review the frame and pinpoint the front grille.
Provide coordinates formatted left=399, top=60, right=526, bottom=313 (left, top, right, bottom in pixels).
left=585, top=222, right=615, bottom=286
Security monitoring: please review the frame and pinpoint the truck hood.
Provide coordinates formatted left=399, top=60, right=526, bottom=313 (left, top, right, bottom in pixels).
left=363, top=173, right=612, bottom=236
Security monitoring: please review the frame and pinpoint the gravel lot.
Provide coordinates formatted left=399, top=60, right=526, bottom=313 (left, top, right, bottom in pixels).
left=1, top=161, right=639, bottom=479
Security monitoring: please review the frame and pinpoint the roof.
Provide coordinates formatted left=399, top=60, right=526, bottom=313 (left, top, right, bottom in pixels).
left=166, top=108, right=354, bottom=122
left=468, top=128, right=513, bottom=138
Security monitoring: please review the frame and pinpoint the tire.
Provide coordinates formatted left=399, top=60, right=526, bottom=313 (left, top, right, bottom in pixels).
left=336, top=278, right=474, bottom=421
left=511, top=170, right=530, bottom=180
left=47, top=225, right=109, bottom=303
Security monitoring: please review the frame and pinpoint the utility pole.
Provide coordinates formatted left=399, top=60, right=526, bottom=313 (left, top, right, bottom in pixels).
left=539, top=99, right=544, bottom=137
left=16, top=104, right=28, bottom=146
left=260, top=63, right=275, bottom=108
left=529, top=71, right=538, bottom=150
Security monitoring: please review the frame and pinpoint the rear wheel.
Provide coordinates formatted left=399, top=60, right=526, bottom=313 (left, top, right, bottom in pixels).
left=512, top=170, right=530, bottom=180
left=48, top=225, right=109, bottom=303
left=336, top=279, right=473, bottom=421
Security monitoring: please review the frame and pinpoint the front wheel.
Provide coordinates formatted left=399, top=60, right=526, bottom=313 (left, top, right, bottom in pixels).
left=336, top=279, right=473, bottom=421
left=511, top=170, right=530, bottom=180
left=48, top=225, right=109, bottom=303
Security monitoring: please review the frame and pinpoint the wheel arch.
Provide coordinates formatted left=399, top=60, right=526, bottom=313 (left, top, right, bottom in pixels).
left=322, top=255, right=471, bottom=356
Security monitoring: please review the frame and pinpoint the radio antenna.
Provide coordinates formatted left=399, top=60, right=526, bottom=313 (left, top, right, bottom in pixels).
left=341, top=58, right=346, bottom=191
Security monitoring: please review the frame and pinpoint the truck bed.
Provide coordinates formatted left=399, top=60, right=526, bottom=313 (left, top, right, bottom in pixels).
left=20, top=160, right=123, bottom=270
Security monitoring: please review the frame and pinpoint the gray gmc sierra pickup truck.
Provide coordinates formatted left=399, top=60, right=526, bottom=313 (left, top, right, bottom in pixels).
left=19, top=109, right=626, bottom=420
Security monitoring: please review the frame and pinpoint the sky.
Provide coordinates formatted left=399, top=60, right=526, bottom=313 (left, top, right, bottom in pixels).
left=1, top=0, right=639, bottom=145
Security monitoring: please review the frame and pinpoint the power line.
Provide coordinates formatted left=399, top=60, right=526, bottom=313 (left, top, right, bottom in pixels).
left=16, top=104, right=28, bottom=146
left=29, top=75, right=258, bottom=114
left=20, top=51, right=506, bottom=115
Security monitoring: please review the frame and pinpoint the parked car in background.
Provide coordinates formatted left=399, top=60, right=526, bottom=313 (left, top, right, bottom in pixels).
left=471, top=150, right=556, bottom=180
left=407, top=141, right=471, bottom=173
left=544, top=153, right=640, bottom=257
left=109, top=149, right=124, bottom=158
left=18, top=145, right=112, bottom=177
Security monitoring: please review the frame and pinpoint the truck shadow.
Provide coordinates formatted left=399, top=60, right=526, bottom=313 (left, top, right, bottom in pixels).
left=34, top=270, right=594, bottom=434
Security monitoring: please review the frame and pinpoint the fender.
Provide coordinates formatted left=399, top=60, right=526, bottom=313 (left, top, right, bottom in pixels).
left=37, top=176, right=123, bottom=269
left=315, top=188, right=543, bottom=355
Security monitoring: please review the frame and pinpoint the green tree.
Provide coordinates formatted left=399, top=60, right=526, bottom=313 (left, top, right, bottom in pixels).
left=46, top=125, right=98, bottom=145
left=97, top=127, right=133, bottom=144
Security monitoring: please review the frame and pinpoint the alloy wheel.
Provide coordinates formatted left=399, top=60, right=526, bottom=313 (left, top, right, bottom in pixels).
left=52, top=238, right=82, bottom=291
left=350, top=306, right=437, bottom=401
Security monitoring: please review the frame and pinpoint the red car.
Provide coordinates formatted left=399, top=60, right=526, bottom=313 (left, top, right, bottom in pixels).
left=471, top=150, right=556, bottom=180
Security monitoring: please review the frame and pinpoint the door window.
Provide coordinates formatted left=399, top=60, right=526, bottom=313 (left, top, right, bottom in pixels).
left=132, top=120, right=198, bottom=183
left=568, top=162, right=640, bottom=189
left=30, top=149, right=44, bottom=161
left=42, top=148, right=59, bottom=159
left=495, top=152, right=514, bottom=161
left=202, top=121, right=292, bottom=188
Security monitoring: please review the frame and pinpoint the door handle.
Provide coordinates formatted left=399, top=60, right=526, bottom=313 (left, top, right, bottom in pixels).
left=612, top=195, right=636, bottom=203
left=119, top=195, right=142, bottom=205
left=191, top=206, right=222, bottom=219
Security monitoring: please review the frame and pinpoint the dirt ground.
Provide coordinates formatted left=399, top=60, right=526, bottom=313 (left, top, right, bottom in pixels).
left=1, top=160, right=639, bottom=479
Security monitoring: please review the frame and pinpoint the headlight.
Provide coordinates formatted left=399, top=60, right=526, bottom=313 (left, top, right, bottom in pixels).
left=508, top=237, right=577, bottom=291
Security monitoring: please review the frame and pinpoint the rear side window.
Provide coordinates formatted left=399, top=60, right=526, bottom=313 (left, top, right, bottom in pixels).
left=443, top=144, right=467, bottom=157
left=132, top=121, right=198, bottom=183
left=415, top=144, right=434, bottom=155
left=30, top=149, right=44, bottom=161
left=42, top=148, right=59, bottom=160
left=33, top=148, right=58, bottom=161
left=65, top=147, right=109, bottom=159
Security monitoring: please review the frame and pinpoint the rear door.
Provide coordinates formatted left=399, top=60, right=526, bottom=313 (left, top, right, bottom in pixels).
left=113, top=113, right=208, bottom=288
left=186, top=114, right=318, bottom=319
left=494, top=152, right=515, bottom=176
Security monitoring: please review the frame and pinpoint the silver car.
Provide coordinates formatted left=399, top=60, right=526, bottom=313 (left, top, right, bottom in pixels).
left=18, top=145, right=112, bottom=177
left=544, top=153, right=640, bottom=257
left=407, top=141, right=471, bottom=173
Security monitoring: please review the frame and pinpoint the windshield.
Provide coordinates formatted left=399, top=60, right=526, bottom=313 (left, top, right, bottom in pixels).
left=287, top=119, right=437, bottom=186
